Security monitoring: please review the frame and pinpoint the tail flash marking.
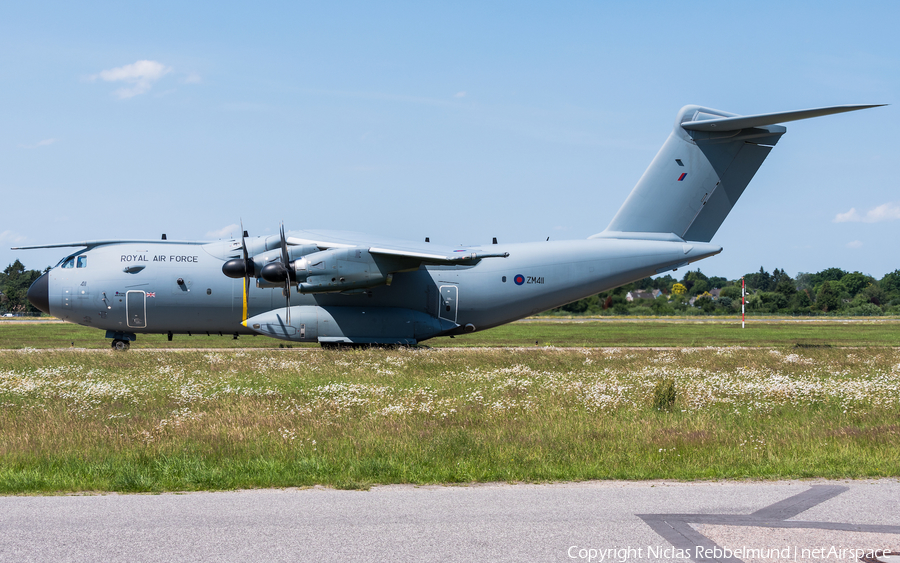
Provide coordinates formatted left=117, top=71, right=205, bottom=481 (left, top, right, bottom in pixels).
left=677, top=173, right=687, bottom=182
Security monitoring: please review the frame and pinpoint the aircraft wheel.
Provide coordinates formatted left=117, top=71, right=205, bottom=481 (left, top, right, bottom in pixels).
left=111, top=339, right=129, bottom=351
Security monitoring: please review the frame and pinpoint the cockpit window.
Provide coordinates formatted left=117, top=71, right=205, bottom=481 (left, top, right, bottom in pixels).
left=61, top=257, right=75, bottom=269
left=76, top=256, right=87, bottom=268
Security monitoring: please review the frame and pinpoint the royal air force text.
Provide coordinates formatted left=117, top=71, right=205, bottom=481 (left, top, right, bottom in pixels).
left=121, top=255, right=199, bottom=263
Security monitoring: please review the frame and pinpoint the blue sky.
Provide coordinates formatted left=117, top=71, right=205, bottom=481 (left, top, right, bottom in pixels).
left=2, top=1, right=897, bottom=279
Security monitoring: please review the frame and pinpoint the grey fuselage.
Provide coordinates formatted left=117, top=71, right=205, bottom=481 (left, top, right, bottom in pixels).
left=28, top=103, right=877, bottom=344
left=34, top=233, right=720, bottom=344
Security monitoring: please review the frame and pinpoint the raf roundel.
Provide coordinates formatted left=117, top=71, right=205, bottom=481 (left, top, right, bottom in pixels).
left=514, top=274, right=525, bottom=285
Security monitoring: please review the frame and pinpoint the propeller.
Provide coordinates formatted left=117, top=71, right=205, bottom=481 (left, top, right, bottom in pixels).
left=227, top=222, right=297, bottom=325
left=279, top=223, right=293, bottom=325
left=221, top=221, right=255, bottom=323
left=239, top=222, right=251, bottom=323
left=258, top=223, right=295, bottom=325
left=223, top=222, right=297, bottom=324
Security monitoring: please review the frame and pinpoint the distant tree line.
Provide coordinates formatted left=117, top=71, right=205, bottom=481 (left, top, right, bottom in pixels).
left=546, top=266, right=900, bottom=317
left=0, top=260, right=45, bottom=315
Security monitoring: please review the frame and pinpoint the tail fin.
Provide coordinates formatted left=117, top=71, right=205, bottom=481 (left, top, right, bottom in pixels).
left=592, top=104, right=883, bottom=243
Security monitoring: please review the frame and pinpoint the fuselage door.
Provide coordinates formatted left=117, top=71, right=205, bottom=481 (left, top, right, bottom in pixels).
left=126, top=290, right=147, bottom=328
left=438, top=285, right=458, bottom=323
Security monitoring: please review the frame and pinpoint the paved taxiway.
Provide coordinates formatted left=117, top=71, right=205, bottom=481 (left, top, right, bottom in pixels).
left=1, top=480, right=898, bottom=562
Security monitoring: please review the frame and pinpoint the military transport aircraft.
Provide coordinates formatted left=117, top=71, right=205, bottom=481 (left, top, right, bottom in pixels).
left=15, top=104, right=882, bottom=349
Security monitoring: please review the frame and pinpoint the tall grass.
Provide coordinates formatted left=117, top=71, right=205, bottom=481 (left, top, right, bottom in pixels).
left=1, top=347, right=898, bottom=492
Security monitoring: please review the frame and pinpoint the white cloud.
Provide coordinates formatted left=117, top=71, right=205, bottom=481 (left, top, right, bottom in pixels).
left=834, top=202, right=900, bottom=223
left=845, top=240, right=863, bottom=249
left=20, top=138, right=57, bottom=149
left=183, top=71, right=202, bottom=84
left=864, top=202, right=900, bottom=222
left=0, top=230, right=26, bottom=243
left=834, top=208, right=861, bottom=222
left=205, top=224, right=240, bottom=239
left=454, top=91, right=467, bottom=98
left=92, top=60, right=172, bottom=99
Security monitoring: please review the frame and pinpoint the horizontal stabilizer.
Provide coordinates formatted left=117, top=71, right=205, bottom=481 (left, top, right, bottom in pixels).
left=681, top=104, right=885, bottom=132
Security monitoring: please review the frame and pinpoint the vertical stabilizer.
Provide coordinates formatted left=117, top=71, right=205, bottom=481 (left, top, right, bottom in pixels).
left=592, top=104, right=882, bottom=243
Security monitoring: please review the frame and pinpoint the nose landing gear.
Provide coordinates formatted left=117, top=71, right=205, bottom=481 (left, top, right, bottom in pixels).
left=111, top=339, right=130, bottom=351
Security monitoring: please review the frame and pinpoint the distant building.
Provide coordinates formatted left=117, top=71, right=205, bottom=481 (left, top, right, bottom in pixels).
left=625, top=289, right=662, bottom=302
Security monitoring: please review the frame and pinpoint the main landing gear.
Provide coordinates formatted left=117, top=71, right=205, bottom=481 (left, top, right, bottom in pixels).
left=106, top=331, right=136, bottom=351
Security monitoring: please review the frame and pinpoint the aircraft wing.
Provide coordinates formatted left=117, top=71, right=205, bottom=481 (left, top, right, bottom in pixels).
left=12, top=239, right=210, bottom=250
left=284, top=229, right=509, bottom=266
left=367, top=247, right=509, bottom=264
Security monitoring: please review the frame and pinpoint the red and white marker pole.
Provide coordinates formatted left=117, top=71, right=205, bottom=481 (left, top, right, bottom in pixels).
left=741, top=277, right=745, bottom=329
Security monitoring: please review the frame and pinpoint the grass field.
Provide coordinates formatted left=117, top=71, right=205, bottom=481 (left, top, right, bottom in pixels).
left=2, top=317, right=900, bottom=349
left=436, top=319, right=900, bottom=348
left=1, top=343, right=898, bottom=493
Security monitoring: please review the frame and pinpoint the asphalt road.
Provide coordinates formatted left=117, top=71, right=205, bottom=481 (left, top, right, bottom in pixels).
left=1, top=480, right=898, bottom=563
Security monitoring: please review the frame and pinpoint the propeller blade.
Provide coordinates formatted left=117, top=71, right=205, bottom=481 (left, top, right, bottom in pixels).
left=240, top=220, right=250, bottom=323
left=241, top=220, right=249, bottom=262
left=279, top=222, right=292, bottom=325
left=280, top=223, right=289, bottom=265
left=284, top=278, right=291, bottom=325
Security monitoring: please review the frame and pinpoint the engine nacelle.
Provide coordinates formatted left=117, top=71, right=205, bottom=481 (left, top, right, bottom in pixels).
left=294, top=248, right=390, bottom=293
left=224, top=244, right=318, bottom=288
left=255, top=278, right=286, bottom=289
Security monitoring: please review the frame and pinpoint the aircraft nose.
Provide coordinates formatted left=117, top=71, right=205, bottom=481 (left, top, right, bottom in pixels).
left=26, top=272, right=51, bottom=315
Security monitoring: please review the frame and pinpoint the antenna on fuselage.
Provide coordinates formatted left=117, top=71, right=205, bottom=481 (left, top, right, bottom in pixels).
left=161, top=234, right=167, bottom=240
